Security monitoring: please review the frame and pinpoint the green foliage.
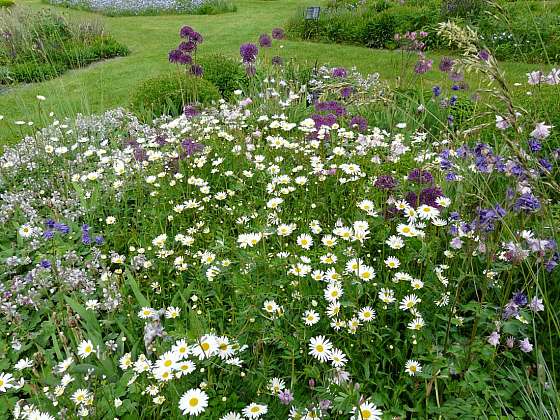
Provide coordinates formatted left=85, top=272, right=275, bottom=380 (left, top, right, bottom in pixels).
left=0, top=7, right=128, bottom=84
left=129, top=72, right=221, bottom=121
left=0, top=0, right=15, bottom=8
left=198, top=54, right=246, bottom=99
left=286, top=3, right=439, bottom=49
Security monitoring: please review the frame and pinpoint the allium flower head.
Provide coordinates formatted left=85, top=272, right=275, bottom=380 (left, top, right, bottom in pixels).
left=240, top=43, right=258, bottom=63
left=258, top=33, right=272, bottom=48
left=272, top=27, right=285, bottom=39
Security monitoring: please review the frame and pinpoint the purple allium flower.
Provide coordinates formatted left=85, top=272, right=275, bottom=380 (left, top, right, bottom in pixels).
left=374, top=175, right=397, bottom=190
left=407, top=168, right=433, bottom=184
left=528, top=296, right=544, bottom=312
left=414, top=58, right=433, bottom=74
left=340, top=86, right=353, bottom=98
left=180, top=25, right=194, bottom=38
left=168, top=49, right=192, bottom=65
left=513, top=193, right=540, bottom=213
left=184, top=104, right=200, bottom=118
left=271, top=55, right=283, bottom=66
left=190, top=31, right=203, bottom=44
left=332, top=67, right=347, bottom=78
left=240, top=43, right=258, bottom=63
left=190, top=64, right=203, bottom=77
left=278, top=389, right=293, bottom=405
left=419, top=186, right=444, bottom=207
left=259, top=33, right=272, bottom=48
left=439, top=57, right=454, bottom=72
left=488, top=331, right=500, bottom=346
left=519, top=337, right=533, bottom=353
left=272, top=27, right=285, bottom=40
left=315, top=101, right=346, bottom=116
left=478, top=49, right=490, bottom=61
left=350, top=115, right=368, bottom=133
left=179, top=40, right=197, bottom=53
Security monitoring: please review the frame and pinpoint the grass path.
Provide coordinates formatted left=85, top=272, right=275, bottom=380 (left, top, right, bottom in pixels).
left=0, top=0, right=549, bottom=146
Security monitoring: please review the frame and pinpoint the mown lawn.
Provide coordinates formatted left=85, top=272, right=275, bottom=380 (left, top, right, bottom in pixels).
left=0, top=0, right=553, bottom=147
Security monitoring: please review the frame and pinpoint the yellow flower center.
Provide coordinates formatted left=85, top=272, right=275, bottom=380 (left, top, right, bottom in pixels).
left=316, top=344, right=324, bottom=352
left=189, top=397, right=199, bottom=407
left=201, top=342, right=210, bottom=351
left=164, top=360, right=172, bottom=367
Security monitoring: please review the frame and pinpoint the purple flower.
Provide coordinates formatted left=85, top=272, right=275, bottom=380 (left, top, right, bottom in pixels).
left=374, top=175, right=397, bottom=190
left=432, top=85, right=442, bottom=97
left=350, top=115, right=368, bottom=133
left=179, top=41, right=197, bottom=53
left=315, top=101, right=346, bottom=116
left=278, top=389, right=293, bottom=405
left=513, top=193, right=540, bottom=213
left=450, top=237, right=463, bottom=249
left=414, top=58, right=433, bottom=74
left=240, top=43, right=258, bottom=63
left=519, top=338, right=533, bottom=353
left=340, top=86, right=353, bottom=98
left=259, top=33, right=272, bottom=48
left=40, top=259, right=51, bottom=269
left=94, top=236, right=104, bottom=245
left=43, top=230, right=54, bottom=240
left=512, top=291, right=528, bottom=306
left=488, top=331, right=500, bottom=347
left=168, top=49, right=192, bottom=65
left=332, top=67, right=347, bottom=78
left=506, top=336, right=515, bottom=348
left=528, top=297, right=544, bottom=312
left=449, top=71, right=464, bottom=82
left=439, top=57, right=454, bottom=72
left=319, top=400, right=331, bottom=410
left=530, top=122, right=553, bottom=140
left=272, top=27, right=285, bottom=40
left=181, top=138, right=204, bottom=156
left=184, top=104, right=200, bottom=118
left=54, top=223, right=70, bottom=234
left=271, top=56, right=283, bottom=66
left=190, top=31, right=203, bottom=44
left=478, top=49, right=490, bottom=61
left=190, top=64, right=204, bottom=77
left=82, top=224, right=91, bottom=245
left=502, top=301, right=519, bottom=319
left=407, top=168, right=433, bottom=184
left=180, top=25, right=194, bottom=38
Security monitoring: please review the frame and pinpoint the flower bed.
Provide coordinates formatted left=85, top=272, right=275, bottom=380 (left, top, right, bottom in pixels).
left=44, top=0, right=236, bottom=16
left=0, top=26, right=559, bottom=420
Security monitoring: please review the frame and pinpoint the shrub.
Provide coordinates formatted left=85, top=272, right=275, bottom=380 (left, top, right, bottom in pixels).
left=130, top=72, right=221, bottom=121
left=0, top=0, right=15, bottom=8
left=198, top=54, right=246, bottom=99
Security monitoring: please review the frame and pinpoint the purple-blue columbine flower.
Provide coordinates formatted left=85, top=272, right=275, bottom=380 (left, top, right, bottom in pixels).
left=487, top=331, right=500, bottom=346
left=433, top=85, right=441, bottom=97
left=240, top=43, right=258, bottom=63
left=512, top=291, right=528, bottom=306
left=272, top=27, right=285, bottom=40
left=528, top=138, right=542, bottom=152
left=95, top=236, right=104, bottom=245
left=82, top=224, right=91, bottom=245
left=40, top=259, right=51, bottom=269
left=54, top=223, right=70, bottom=234
left=528, top=296, right=544, bottom=312
left=259, top=33, right=272, bottom=48
left=513, top=193, right=540, bottom=213
left=43, top=230, right=54, bottom=240
left=519, top=338, right=533, bottom=353
left=278, top=389, right=293, bottom=405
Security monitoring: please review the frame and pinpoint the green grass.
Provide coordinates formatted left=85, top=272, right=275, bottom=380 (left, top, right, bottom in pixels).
left=0, top=0, right=554, bottom=146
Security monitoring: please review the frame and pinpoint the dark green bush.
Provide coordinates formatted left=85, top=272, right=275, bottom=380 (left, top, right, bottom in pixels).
left=0, top=0, right=15, bottom=8
left=4, top=61, right=67, bottom=83
left=198, top=54, right=246, bottom=99
left=130, top=73, right=221, bottom=121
